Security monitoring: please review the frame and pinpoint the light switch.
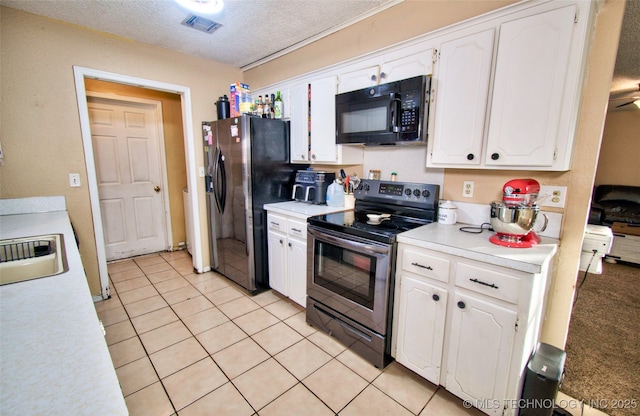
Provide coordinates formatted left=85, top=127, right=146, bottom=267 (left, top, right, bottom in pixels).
left=69, top=173, right=81, bottom=187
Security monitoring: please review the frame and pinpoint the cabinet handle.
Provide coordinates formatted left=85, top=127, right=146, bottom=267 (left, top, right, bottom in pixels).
left=279, top=239, right=283, bottom=245
left=457, top=301, right=466, bottom=309
left=469, top=278, right=499, bottom=289
left=311, top=154, right=317, bottom=160
left=466, top=153, right=474, bottom=161
left=370, top=74, right=377, bottom=82
left=270, top=221, right=280, bottom=227
left=432, top=294, right=440, bottom=302
left=291, top=228, right=301, bottom=233
left=411, top=262, right=433, bottom=271
left=380, top=72, right=387, bottom=80
left=491, top=152, right=500, bottom=160
left=288, top=242, right=292, bottom=247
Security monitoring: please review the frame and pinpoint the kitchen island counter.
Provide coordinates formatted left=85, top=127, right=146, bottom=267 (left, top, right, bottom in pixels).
left=398, top=222, right=558, bottom=274
left=0, top=197, right=127, bottom=415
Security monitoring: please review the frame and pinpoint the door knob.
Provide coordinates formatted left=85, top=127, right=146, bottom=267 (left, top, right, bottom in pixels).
left=154, top=186, right=161, bottom=193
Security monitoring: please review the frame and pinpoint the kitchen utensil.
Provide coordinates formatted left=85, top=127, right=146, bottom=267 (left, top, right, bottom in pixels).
left=349, top=174, right=361, bottom=190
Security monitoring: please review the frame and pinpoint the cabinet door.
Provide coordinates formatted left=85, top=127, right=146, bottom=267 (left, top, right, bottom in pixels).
left=379, top=50, right=434, bottom=84
left=445, top=292, right=517, bottom=416
left=395, top=274, right=447, bottom=385
left=309, top=76, right=338, bottom=163
left=267, top=231, right=287, bottom=296
left=338, top=65, right=379, bottom=93
left=485, top=5, right=576, bottom=167
left=429, top=29, right=494, bottom=166
left=290, top=82, right=310, bottom=163
left=287, top=237, right=307, bottom=307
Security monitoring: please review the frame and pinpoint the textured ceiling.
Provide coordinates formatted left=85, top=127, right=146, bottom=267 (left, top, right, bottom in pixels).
left=610, top=0, right=640, bottom=101
left=0, top=0, right=400, bottom=68
left=2, top=0, right=637, bottom=95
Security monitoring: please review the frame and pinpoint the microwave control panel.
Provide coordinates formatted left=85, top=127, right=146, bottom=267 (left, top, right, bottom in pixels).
left=399, top=91, right=419, bottom=133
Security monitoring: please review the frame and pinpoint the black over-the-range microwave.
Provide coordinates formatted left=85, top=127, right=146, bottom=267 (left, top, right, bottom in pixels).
left=335, top=75, right=431, bottom=146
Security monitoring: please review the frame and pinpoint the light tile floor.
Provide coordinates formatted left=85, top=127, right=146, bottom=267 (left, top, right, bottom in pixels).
left=97, top=250, right=586, bottom=416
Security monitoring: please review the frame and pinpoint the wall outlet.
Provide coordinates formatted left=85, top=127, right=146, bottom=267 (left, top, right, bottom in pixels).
left=538, top=185, right=567, bottom=208
left=69, top=173, right=81, bottom=188
left=199, top=166, right=205, bottom=177
left=463, top=181, right=474, bottom=198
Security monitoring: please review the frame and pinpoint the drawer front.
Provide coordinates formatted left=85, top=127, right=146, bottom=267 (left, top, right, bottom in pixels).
left=287, top=218, right=307, bottom=239
left=267, top=213, right=287, bottom=232
left=400, top=247, right=450, bottom=283
left=455, top=262, right=521, bottom=304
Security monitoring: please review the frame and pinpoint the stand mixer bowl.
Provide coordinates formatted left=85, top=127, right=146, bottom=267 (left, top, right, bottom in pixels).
left=490, top=201, right=541, bottom=235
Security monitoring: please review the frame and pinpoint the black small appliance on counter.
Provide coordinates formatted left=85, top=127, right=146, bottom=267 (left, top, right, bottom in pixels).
left=292, top=170, right=335, bottom=205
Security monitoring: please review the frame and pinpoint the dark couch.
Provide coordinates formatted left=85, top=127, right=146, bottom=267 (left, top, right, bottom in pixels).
left=589, top=185, right=640, bottom=225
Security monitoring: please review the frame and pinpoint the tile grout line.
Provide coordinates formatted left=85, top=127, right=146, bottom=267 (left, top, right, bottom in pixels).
left=104, top=252, right=440, bottom=416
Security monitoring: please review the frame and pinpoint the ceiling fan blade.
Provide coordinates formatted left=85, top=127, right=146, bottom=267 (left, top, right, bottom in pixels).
left=616, top=100, right=637, bottom=108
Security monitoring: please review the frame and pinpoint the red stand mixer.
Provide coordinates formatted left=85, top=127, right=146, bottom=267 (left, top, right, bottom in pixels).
left=489, top=179, right=548, bottom=248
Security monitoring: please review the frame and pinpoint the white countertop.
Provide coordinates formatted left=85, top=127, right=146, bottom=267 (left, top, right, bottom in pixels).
left=264, top=201, right=350, bottom=219
left=398, top=222, right=558, bottom=274
left=0, top=200, right=128, bottom=415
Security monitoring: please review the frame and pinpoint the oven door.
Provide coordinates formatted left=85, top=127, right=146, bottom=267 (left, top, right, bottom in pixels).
left=307, top=225, right=393, bottom=335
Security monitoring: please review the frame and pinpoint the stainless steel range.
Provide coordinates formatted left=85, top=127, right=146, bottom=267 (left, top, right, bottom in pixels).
left=306, top=179, right=439, bottom=368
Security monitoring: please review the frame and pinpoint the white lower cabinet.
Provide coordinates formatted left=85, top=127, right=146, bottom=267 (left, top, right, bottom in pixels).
left=394, top=274, right=448, bottom=385
left=393, top=243, right=549, bottom=416
left=266, top=212, right=308, bottom=307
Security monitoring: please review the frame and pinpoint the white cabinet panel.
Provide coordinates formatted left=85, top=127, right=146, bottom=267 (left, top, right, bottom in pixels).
left=429, top=29, right=494, bottom=166
left=395, top=274, right=448, bottom=384
left=290, top=82, right=309, bottom=163
left=445, top=292, right=517, bottom=416
left=309, top=76, right=338, bottom=163
left=287, top=237, right=307, bottom=307
left=485, top=5, right=576, bottom=167
left=338, top=48, right=434, bottom=93
left=267, top=230, right=287, bottom=295
left=266, top=211, right=310, bottom=307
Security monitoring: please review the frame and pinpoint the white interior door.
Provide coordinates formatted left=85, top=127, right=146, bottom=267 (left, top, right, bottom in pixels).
left=88, top=96, right=168, bottom=260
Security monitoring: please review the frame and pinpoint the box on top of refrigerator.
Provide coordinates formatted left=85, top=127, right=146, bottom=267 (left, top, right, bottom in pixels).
left=230, top=82, right=251, bottom=117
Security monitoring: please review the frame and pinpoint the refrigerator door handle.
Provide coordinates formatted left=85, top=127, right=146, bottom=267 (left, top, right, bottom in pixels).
left=212, top=147, right=226, bottom=214
left=218, top=149, right=227, bottom=213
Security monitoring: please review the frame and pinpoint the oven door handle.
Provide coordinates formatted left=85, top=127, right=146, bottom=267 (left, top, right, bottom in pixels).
left=308, top=226, right=390, bottom=255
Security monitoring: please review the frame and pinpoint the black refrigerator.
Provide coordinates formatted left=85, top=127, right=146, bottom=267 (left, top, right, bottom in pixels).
left=202, top=116, right=301, bottom=293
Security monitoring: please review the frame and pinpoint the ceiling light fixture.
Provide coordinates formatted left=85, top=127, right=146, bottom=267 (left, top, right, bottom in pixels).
left=175, top=0, right=224, bottom=15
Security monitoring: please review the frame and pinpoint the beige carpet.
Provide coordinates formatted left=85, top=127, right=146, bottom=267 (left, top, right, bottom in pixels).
left=561, top=261, right=640, bottom=416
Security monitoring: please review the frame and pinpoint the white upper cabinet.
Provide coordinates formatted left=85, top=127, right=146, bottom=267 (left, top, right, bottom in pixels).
left=485, top=5, right=577, bottom=168
left=428, top=29, right=495, bottom=166
left=289, top=82, right=309, bottom=163
left=289, top=76, right=363, bottom=164
left=338, top=45, right=434, bottom=93
left=428, top=3, right=592, bottom=171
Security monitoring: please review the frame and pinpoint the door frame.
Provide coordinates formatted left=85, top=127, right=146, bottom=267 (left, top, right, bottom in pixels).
left=73, top=66, right=204, bottom=300
left=87, top=92, right=172, bottom=260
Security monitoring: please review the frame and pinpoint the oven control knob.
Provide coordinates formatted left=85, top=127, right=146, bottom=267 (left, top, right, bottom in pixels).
left=413, top=189, right=421, bottom=197
left=404, top=188, right=412, bottom=196
left=363, top=183, right=370, bottom=191
left=422, top=189, right=431, bottom=198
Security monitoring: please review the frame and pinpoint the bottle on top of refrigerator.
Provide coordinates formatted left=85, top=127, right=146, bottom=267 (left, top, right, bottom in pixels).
left=263, top=95, right=271, bottom=118
left=256, top=96, right=264, bottom=117
left=274, top=91, right=283, bottom=119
